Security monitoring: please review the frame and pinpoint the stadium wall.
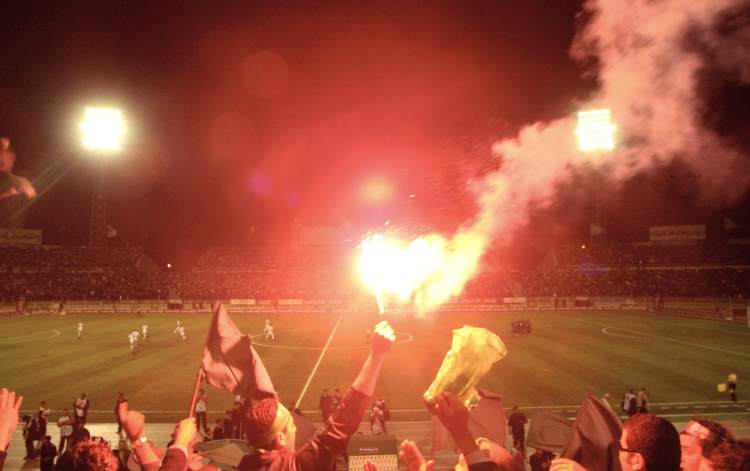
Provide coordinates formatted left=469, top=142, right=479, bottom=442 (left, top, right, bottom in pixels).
left=1, top=296, right=747, bottom=322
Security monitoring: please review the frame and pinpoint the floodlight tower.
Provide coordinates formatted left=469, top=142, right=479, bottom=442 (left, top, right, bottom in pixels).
left=80, top=107, right=124, bottom=246
left=576, top=109, right=616, bottom=239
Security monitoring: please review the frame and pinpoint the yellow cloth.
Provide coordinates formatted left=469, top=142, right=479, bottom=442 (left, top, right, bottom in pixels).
left=424, top=325, right=507, bottom=408
left=717, top=383, right=727, bottom=392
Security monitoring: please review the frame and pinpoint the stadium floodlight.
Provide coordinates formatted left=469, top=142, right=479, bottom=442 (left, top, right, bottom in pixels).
left=576, top=108, right=616, bottom=151
left=80, top=106, right=125, bottom=246
left=80, top=107, right=124, bottom=151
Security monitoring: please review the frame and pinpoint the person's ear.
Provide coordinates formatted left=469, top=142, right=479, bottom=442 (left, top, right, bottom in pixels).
left=630, top=452, right=646, bottom=471
left=276, top=431, right=287, bottom=448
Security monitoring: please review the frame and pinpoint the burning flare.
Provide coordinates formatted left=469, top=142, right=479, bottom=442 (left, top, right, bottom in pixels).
left=358, top=231, right=486, bottom=314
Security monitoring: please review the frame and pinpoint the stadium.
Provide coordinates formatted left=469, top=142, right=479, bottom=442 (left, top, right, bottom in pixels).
left=1, top=1, right=750, bottom=471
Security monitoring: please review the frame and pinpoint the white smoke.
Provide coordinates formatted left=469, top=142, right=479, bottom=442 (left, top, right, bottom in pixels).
left=472, top=0, right=750, bottom=246
left=437, top=0, right=750, bottom=308
left=363, top=0, right=750, bottom=312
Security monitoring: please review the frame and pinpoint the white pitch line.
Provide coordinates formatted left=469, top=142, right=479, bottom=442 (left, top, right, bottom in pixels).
left=593, top=322, right=750, bottom=358
left=294, top=315, right=343, bottom=410
left=657, top=411, right=750, bottom=418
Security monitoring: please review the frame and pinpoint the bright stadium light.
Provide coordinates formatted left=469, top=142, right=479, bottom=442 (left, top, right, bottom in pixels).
left=576, top=108, right=616, bottom=151
left=80, top=107, right=124, bottom=151
left=79, top=106, right=126, bottom=246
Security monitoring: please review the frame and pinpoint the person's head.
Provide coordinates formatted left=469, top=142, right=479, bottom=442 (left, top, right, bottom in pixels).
left=681, top=420, right=735, bottom=471
left=680, top=432, right=703, bottom=471
left=512, top=406, right=519, bottom=412
left=700, top=440, right=750, bottom=471
left=71, top=426, right=91, bottom=445
left=619, top=413, right=680, bottom=471
left=70, top=438, right=119, bottom=471
left=335, top=388, right=340, bottom=393
left=116, top=392, right=123, bottom=400
left=40, top=401, right=47, bottom=407
left=454, top=437, right=513, bottom=471
left=81, top=393, right=87, bottom=399
left=44, top=435, right=52, bottom=442
left=199, top=388, right=205, bottom=395
left=322, top=389, right=328, bottom=394
left=63, top=408, right=70, bottom=416
left=245, top=398, right=296, bottom=453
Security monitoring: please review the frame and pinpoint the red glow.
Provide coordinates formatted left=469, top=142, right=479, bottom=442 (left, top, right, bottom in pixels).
left=209, top=112, right=258, bottom=164
left=241, top=51, right=289, bottom=99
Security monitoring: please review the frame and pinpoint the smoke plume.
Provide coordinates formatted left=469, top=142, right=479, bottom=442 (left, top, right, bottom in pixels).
left=369, top=0, right=750, bottom=312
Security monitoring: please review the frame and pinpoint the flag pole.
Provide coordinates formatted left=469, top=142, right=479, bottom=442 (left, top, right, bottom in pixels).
left=188, top=365, right=205, bottom=418
left=188, top=302, right=222, bottom=417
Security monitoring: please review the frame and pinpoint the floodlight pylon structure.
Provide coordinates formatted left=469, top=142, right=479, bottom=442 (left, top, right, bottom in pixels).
left=80, top=107, right=124, bottom=246
left=576, top=108, right=617, bottom=240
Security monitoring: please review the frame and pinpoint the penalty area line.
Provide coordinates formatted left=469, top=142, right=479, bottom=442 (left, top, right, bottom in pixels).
left=294, top=315, right=343, bottom=410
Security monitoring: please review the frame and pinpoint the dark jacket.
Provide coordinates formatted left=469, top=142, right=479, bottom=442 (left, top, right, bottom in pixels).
left=238, top=387, right=369, bottom=471
left=40, top=441, right=57, bottom=471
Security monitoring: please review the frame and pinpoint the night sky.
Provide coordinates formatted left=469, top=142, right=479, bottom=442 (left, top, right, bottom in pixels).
left=1, top=1, right=748, bottom=267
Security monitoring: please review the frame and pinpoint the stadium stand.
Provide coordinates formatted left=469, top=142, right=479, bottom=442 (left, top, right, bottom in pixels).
left=0, top=242, right=748, bottom=310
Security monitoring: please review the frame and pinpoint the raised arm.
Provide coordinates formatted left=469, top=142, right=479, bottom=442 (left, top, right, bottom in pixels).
left=159, top=417, right=197, bottom=471
left=294, top=321, right=395, bottom=471
left=352, top=321, right=395, bottom=396
left=432, top=392, right=501, bottom=471
left=0, top=388, right=23, bottom=471
left=118, top=401, right=162, bottom=471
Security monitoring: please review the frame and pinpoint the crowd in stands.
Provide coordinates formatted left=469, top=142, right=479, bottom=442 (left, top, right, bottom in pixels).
left=0, top=247, right=150, bottom=271
left=507, top=268, right=750, bottom=298
left=0, top=243, right=749, bottom=302
left=0, top=321, right=748, bottom=471
left=192, top=247, right=352, bottom=273
left=554, top=242, right=750, bottom=269
left=2, top=266, right=748, bottom=303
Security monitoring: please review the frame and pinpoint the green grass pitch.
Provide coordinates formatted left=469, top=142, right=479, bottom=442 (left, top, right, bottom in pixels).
left=1, top=310, right=748, bottom=423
